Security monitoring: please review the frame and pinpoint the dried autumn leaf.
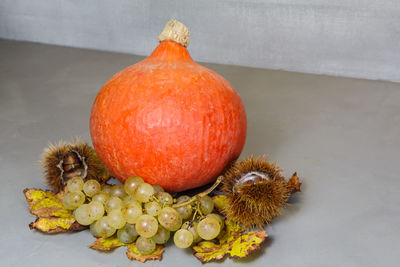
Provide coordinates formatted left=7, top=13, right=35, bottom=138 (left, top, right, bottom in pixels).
left=89, top=237, right=164, bottom=262
left=126, top=243, right=164, bottom=263
left=24, top=188, right=85, bottom=233
left=89, top=237, right=125, bottom=251
left=29, top=217, right=86, bottom=234
left=192, top=220, right=267, bottom=263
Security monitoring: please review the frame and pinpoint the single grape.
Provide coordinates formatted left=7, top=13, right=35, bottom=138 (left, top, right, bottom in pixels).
left=199, top=195, right=214, bottom=215
left=92, top=191, right=109, bottom=205
left=197, top=217, right=220, bottom=240
left=175, top=195, right=193, bottom=220
left=107, top=209, right=126, bottom=229
left=157, top=192, right=173, bottom=205
left=206, top=213, right=224, bottom=230
left=110, top=184, right=127, bottom=199
left=136, top=236, right=156, bottom=255
left=63, top=191, right=85, bottom=210
left=117, top=223, right=138, bottom=243
left=176, top=195, right=191, bottom=203
left=101, top=184, right=112, bottom=194
left=181, top=221, right=200, bottom=243
left=88, top=200, right=105, bottom=221
left=174, top=229, right=194, bottom=248
left=158, top=207, right=182, bottom=231
left=66, top=177, right=84, bottom=192
left=135, top=215, right=158, bottom=238
left=74, top=204, right=93, bottom=225
left=175, top=204, right=192, bottom=220
left=94, top=216, right=116, bottom=238
left=105, top=196, right=123, bottom=212
left=144, top=201, right=161, bottom=216
left=152, top=184, right=164, bottom=195
left=83, top=179, right=101, bottom=197
left=152, top=225, right=170, bottom=244
left=124, top=176, right=144, bottom=195
left=122, top=201, right=143, bottom=224
left=90, top=221, right=101, bottom=238
left=134, top=183, right=154, bottom=203
left=122, top=195, right=137, bottom=204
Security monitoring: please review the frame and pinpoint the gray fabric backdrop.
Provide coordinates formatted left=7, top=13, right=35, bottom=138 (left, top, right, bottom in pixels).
left=1, top=0, right=399, bottom=82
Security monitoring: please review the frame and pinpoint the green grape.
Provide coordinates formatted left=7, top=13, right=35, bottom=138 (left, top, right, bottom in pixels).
left=92, top=191, right=109, bottom=205
left=135, top=215, right=158, bottom=238
left=197, top=217, right=220, bottom=240
left=101, top=184, right=112, bottom=194
left=90, top=221, right=101, bottom=238
left=158, top=207, right=182, bottom=231
left=124, top=176, right=144, bottom=195
left=63, top=191, right=85, bottom=210
left=175, top=196, right=192, bottom=220
left=157, top=192, right=173, bottom=205
left=152, top=225, right=170, bottom=244
left=88, top=200, right=104, bottom=221
left=199, top=195, right=214, bottom=215
left=174, top=229, right=193, bottom=248
left=134, top=183, right=154, bottom=203
left=107, top=209, right=126, bottom=229
left=105, top=196, right=123, bottom=212
left=135, top=236, right=156, bottom=255
left=152, top=184, right=164, bottom=195
left=177, top=195, right=191, bottom=203
left=74, top=204, right=93, bottom=225
left=206, top=213, right=224, bottom=230
left=144, top=201, right=161, bottom=216
left=122, top=195, right=137, bottom=204
left=83, top=179, right=101, bottom=197
left=110, top=184, right=127, bottom=198
left=117, top=223, right=138, bottom=243
left=66, top=177, right=84, bottom=192
left=181, top=221, right=200, bottom=243
left=122, top=201, right=142, bottom=224
left=94, top=216, right=116, bottom=238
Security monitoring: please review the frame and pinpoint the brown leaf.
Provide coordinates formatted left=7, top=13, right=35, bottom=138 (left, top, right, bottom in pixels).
left=287, top=172, right=302, bottom=193
left=29, top=217, right=86, bottom=234
left=126, top=243, right=164, bottom=263
left=24, top=188, right=85, bottom=233
left=192, top=220, right=267, bottom=263
left=89, top=237, right=125, bottom=251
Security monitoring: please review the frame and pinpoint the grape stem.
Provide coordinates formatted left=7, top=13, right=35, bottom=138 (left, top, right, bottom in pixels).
left=172, top=176, right=223, bottom=208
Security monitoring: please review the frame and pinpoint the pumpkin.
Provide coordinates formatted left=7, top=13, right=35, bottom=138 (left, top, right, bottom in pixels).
left=90, top=20, right=247, bottom=192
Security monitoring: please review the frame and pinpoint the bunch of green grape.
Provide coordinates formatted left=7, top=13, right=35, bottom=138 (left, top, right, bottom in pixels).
left=62, top=176, right=224, bottom=254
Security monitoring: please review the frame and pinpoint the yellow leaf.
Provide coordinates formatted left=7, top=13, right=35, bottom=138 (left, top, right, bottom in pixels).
left=24, top=188, right=72, bottom=218
left=89, top=237, right=125, bottom=251
left=192, top=220, right=267, bottom=263
left=24, top=188, right=85, bottom=233
left=29, top=217, right=85, bottom=234
left=126, top=243, right=164, bottom=263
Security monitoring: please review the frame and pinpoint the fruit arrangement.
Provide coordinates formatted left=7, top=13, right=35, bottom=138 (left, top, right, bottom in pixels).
left=24, top=148, right=301, bottom=263
left=23, top=19, right=302, bottom=264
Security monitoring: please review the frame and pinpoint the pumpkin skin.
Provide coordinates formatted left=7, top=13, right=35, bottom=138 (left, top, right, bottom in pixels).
left=90, top=40, right=247, bottom=192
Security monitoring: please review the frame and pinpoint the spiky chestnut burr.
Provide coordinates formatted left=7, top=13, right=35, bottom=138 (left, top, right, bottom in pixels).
left=221, top=156, right=301, bottom=229
left=40, top=139, right=110, bottom=192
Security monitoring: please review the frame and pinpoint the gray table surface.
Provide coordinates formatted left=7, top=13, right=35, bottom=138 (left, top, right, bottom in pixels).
left=1, top=39, right=399, bottom=267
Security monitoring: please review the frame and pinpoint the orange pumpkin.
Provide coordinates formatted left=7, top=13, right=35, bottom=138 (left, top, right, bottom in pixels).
left=90, top=20, right=247, bottom=192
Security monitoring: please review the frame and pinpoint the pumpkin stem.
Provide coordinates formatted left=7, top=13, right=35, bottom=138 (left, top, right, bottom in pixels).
left=158, top=19, right=190, bottom=47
